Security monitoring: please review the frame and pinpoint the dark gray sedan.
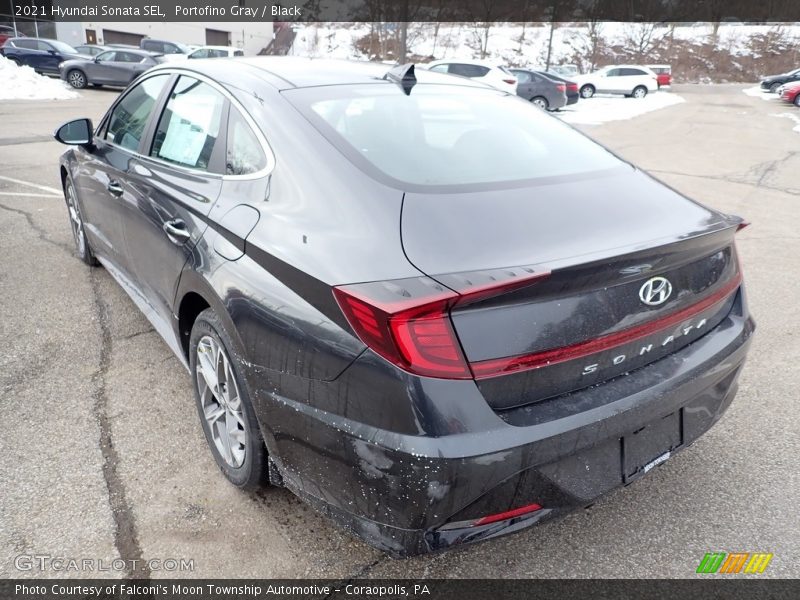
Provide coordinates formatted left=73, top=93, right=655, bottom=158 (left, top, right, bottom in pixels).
left=510, top=68, right=567, bottom=111
left=59, top=49, right=163, bottom=89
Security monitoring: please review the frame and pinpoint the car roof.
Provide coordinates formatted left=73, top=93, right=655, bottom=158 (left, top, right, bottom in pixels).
left=195, top=45, right=236, bottom=51
left=428, top=58, right=504, bottom=68
left=151, top=57, right=494, bottom=91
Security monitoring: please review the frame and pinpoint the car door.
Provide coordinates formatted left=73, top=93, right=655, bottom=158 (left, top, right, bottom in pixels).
left=120, top=74, right=227, bottom=326
left=88, top=50, right=118, bottom=84
left=13, top=39, right=43, bottom=69
left=511, top=70, right=534, bottom=98
left=110, top=51, right=150, bottom=85
left=598, top=68, right=622, bottom=93
left=622, top=68, right=648, bottom=93
left=72, top=73, right=173, bottom=272
left=36, top=41, right=62, bottom=73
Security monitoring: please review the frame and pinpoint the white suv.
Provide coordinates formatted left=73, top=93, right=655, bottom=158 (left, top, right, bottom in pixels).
left=425, top=59, right=517, bottom=93
left=574, top=66, right=659, bottom=99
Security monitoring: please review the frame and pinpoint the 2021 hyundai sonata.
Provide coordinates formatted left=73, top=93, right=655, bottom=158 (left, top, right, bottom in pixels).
left=54, top=58, right=754, bottom=557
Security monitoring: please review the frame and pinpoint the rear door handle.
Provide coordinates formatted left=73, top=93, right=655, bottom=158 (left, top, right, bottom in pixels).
left=163, top=219, right=192, bottom=244
left=107, top=180, right=123, bottom=196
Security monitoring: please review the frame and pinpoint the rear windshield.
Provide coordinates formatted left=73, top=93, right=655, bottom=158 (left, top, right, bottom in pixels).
left=286, top=84, right=622, bottom=188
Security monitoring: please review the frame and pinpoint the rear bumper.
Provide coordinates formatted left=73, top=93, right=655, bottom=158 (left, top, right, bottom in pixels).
left=255, top=295, right=754, bottom=557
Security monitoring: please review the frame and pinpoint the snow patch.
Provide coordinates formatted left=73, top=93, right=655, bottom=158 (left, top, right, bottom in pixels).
left=556, top=92, right=686, bottom=126
left=0, top=56, right=78, bottom=100
left=743, top=86, right=781, bottom=102
left=771, top=112, right=800, bottom=133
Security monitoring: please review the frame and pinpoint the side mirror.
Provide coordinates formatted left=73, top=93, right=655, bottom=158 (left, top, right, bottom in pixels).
left=54, top=118, right=93, bottom=146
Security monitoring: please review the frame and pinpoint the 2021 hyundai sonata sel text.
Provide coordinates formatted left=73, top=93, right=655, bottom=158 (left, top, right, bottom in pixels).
left=55, top=58, right=754, bottom=557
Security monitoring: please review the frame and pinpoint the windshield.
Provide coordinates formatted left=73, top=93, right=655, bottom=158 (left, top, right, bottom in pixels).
left=49, top=40, right=78, bottom=53
left=287, top=84, right=622, bottom=188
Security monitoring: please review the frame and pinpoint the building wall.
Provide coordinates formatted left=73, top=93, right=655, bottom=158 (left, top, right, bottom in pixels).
left=56, top=22, right=273, bottom=55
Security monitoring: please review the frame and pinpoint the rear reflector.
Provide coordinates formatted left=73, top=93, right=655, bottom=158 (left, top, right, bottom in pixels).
left=473, top=503, right=543, bottom=526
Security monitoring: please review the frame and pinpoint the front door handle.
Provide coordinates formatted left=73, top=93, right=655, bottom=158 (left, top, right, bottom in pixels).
left=107, top=180, right=123, bottom=196
left=163, top=219, right=192, bottom=244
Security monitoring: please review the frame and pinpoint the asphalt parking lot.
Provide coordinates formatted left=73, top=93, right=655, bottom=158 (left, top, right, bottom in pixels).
left=1, top=84, right=798, bottom=579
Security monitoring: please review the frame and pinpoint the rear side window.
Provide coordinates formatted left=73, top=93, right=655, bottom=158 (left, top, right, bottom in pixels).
left=622, top=68, right=646, bottom=76
left=291, top=84, right=622, bottom=188
left=105, top=74, right=169, bottom=151
left=513, top=71, right=531, bottom=83
left=225, top=108, right=267, bottom=175
left=150, top=76, right=226, bottom=172
left=142, top=40, right=162, bottom=52
left=448, top=63, right=490, bottom=78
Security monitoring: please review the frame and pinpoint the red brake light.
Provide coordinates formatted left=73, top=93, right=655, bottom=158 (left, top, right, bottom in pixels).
left=473, top=503, right=543, bottom=526
left=503, top=78, right=516, bottom=85
left=556, top=84, right=566, bottom=92
left=567, top=83, right=578, bottom=91
left=333, top=268, right=550, bottom=379
left=333, top=279, right=471, bottom=379
left=737, top=220, right=750, bottom=232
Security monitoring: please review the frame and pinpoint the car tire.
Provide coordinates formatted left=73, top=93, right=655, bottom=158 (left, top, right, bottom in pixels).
left=189, top=308, right=269, bottom=491
left=769, top=82, right=782, bottom=93
left=8, top=57, right=21, bottom=66
left=794, top=95, right=800, bottom=107
left=64, top=178, right=98, bottom=266
left=67, top=69, right=87, bottom=89
left=531, top=96, right=549, bottom=110
left=632, top=86, right=648, bottom=99
left=580, top=85, right=595, bottom=99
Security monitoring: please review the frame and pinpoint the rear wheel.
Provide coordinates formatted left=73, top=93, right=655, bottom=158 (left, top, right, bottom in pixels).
left=580, top=84, right=595, bottom=99
left=769, top=82, right=781, bottom=93
left=794, top=94, right=800, bottom=107
left=190, top=308, right=269, bottom=490
left=67, top=69, right=87, bottom=89
left=632, top=85, right=648, bottom=99
left=64, top=178, right=98, bottom=266
left=531, top=96, right=548, bottom=110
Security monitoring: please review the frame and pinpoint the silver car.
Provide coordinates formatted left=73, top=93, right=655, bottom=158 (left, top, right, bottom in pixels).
left=59, top=49, right=163, bottom=89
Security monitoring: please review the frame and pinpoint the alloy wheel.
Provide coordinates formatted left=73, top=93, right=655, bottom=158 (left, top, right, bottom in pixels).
left=68, top=70, right=86, bottom=88
left=633, top=87, right=647, bottom=99
left=532, top=97, right=548, bottom=110
left=196, top=335, right=246, bottom=468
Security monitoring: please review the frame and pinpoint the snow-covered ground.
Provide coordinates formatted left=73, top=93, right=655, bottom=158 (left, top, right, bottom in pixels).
left=556, top=91, right=686, bottom=126
left=742, top=86, right=782, bottom=101
left=771, top=112, right=800, bottom=134
left=0, top=56, right=78, bottom=101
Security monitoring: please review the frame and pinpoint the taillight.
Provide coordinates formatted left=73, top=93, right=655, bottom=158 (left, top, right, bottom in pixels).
left=567, top=83, right=578, bottom=92
left=333, top=277, right=471, bottom=379
left=333, top=268, right=549, bottom=379
left=503, top=78, right=516, bottom=85
left=556, top=84, right=566, bottom=92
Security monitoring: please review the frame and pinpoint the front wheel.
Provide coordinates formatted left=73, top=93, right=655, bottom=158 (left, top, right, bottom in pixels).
left=8, top=57, right=21, bottom=66
left=190, top=308, right=269, bottom=490
left=531, top=96, right=549, bottom=110
left=64, top=179, right=98, bottom=266
left=794, top=94, right=800, bottom=107
left=632, top=86, right=648, bottom=99
left=580, top=84, right=595, bottom=99
left=67, top=69, right=87, bottom=89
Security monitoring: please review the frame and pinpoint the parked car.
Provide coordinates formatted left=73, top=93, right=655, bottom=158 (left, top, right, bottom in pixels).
left=59, top=48, right=163, bottom=89
left=780, top=81, right=800, bottom=106
left=0, top=25, right=19, bottom=46
left=426, top=58, right=517, bottom=92
left=574, top=65, right=659, bottom=99
left=647, top=64, right=672, bottom=88
left=509, top=68, right=567, bottom=110
left=760, top=68, right=800, bottom=93
left=73, top=44, right=109, bottom=57
left=0, top=37, right=89, bottom=74
left=188, top=45, right=244, bottom=59
left=549, top=64, right=579, bottom=77
left=139, top=38, right=191, bottom=58
left=537, top=70, right=579, bottom=105
left=53, top=58, right=753, bottom=557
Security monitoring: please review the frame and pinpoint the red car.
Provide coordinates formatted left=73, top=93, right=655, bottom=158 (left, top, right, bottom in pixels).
left=780, top=81, right=800, bottom=107
left=647, top=64, right=672, bottom=88
left=0, top=25, right=19, bottom=47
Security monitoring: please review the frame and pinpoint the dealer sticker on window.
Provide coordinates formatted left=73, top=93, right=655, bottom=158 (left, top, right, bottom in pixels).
left=643, top=450, right=671, bottom=474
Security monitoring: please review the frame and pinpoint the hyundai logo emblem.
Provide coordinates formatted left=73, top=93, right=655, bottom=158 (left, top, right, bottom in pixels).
left=639, top=276, right=673, bottom=306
